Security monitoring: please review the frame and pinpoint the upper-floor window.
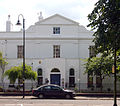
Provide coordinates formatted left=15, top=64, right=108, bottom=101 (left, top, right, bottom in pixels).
left=89, top=46, right=95, bottom=58
left=53, top=45, right=60, bottom=58
left=53, top=27, right=60, bottom=34
left=17, top=45, right=23, bottom=58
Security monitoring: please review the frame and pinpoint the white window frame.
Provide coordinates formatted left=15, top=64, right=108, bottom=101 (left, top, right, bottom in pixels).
left=53, top=27, right=60, bottom=34
left=53, top=45, right=60, bottom=58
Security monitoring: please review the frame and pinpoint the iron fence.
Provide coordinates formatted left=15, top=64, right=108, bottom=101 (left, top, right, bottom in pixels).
left=0, top=82, right=120, bottom=93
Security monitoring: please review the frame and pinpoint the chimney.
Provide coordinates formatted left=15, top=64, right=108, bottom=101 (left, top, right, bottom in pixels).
left=38, top=12, right=43, bottom=21
left=6, top=15, right=11, bottom=32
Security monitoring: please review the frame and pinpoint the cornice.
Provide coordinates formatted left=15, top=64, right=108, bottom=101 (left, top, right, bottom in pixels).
left=0, top=36, right=93, bottom=40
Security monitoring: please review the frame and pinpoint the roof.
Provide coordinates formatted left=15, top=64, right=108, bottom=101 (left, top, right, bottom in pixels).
left=35, top=14, right=79, bottom=25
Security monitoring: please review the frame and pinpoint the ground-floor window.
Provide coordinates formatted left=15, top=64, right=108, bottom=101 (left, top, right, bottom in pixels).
left=96, top=71, right=102, bottom=88
left=37, top=68, right=43, bottom=86
left=96, top=76, right=102, bottom=88
left=69, top=68, right=75, bottom=87
left=69, top=77, right=75, bottom=87
left=37, top=77, right=43, bottom=86
left=88, top=72, right=93, bottom=88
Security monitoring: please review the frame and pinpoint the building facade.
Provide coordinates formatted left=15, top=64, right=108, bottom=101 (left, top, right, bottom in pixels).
left=0, top=14, right=118, bottom=92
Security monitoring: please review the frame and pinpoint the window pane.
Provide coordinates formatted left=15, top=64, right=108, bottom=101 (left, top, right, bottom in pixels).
left=44, top=86, right=51, bottom=91
left=96, top=76, right=102, bottom=88
left=69, top=68, right=74, bottom=76
left=51, top=68, right=60, bottom=72
left=53, top=27, right=60, bottom=34
left=37, top=77, right=43, bottom=86
left=17, top=45, right=23, bottom=58
left=89, top=46, right=95, bottom=58
left=51, top=86, right=61, bottom=91
left=88, top=75, right=93, bottom=88
left=69, top=77, right=75, bottom=87
left=37, top=68, right=42, bottom=76
left=53, top=45, right=60, bottom=58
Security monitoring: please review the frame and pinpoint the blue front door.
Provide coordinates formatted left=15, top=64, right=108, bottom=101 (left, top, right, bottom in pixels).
left=50, top=74, right=61, bottom=86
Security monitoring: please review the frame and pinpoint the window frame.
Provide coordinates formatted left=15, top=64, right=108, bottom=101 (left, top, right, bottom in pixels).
left=96, top=72, right=102, bottom=88
left=37, top=68, right=43, bottom=86
left=87, top=72, right=93, bottom=88
left=89, top=46, right=96, bottom=58
left=53, top=45, right=60, bottom=58
left=51, top=86, right=62, bottom=91
left=53, top=27, right=60, bottom=34
left=17, top=45, right=23, bottom=58
left=69, top=68, right=75, bottom=76
left=37, top=68, right=42, bottom=76
left=69, top=68, right=75, bottom=87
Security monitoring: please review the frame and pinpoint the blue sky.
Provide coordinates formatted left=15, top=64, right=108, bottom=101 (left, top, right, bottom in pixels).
left=0, top=0, right=98, bottom=31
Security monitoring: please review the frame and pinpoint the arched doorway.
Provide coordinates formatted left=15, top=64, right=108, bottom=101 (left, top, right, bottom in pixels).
left=50, top=68, right=61, bottom=86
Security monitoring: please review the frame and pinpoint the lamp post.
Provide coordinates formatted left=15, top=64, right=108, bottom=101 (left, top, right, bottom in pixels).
left=113, top=37, right=117, bottom=106
left=16, top=14, right=25, bottom=99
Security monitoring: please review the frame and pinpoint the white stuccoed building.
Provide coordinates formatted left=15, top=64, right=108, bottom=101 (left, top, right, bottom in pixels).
left=0, top=13, right=117, bottom=92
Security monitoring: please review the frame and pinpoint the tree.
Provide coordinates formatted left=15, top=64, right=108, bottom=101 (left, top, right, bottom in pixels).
left=88, top=0, right=120, bottom=54
left=0, top=52, right=8, bottom=88
left=84, top=55, right=114, bottom=90
left=87, top=1, right=120, bottom=105
left=85, top=56, right=113, bottom=75
left=4, top=64, right=37, bottom=86
left=87, top=0, right=120, bottom=81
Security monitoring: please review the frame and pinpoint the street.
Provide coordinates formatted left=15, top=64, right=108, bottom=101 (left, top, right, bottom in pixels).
left=0, top=96, right=120, bottom=106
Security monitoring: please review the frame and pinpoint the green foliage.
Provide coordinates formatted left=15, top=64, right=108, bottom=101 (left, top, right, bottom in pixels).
left=88, top=0, right=120, bottom=54
left=0, top=52, right=8, bottom=70
left=84, top=55, right=113, bottom=79
left=4, top=64, right=37, bottom=84
left=4, top=66, right=19, bottom=84
left=24, top=64, right=37, bottom=80
left=87, top=0, right=120, bottom=80
left=0, top=51, right=8, bottom=84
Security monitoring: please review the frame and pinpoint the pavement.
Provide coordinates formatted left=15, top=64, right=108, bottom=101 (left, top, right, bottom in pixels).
left=0, top=92, right=120, bottom=97
left=0, top=95, right=119, bottom=106
left=0, top=96, right=120, bottom=100
left=0, top=92, right=120, bottom=100
left=0, top=96, right=118, bottom=100
left=0, top=91, right=120, bottom=100
left=0, top=97, right=119, bottom=106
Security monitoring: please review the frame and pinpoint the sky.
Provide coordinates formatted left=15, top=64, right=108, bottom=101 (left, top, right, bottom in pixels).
left=0, top=0, right=98, bottom=31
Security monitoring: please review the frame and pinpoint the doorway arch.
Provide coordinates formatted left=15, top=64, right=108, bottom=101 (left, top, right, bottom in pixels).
left=51, top=68, right=60, bottom=72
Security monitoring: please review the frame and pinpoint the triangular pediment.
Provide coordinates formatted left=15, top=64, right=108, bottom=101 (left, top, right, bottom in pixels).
left=35, top=14, right=79, bottom=25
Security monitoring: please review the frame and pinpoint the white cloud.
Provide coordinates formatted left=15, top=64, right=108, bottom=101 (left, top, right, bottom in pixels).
left=0, top=0, right=98, bottom=31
